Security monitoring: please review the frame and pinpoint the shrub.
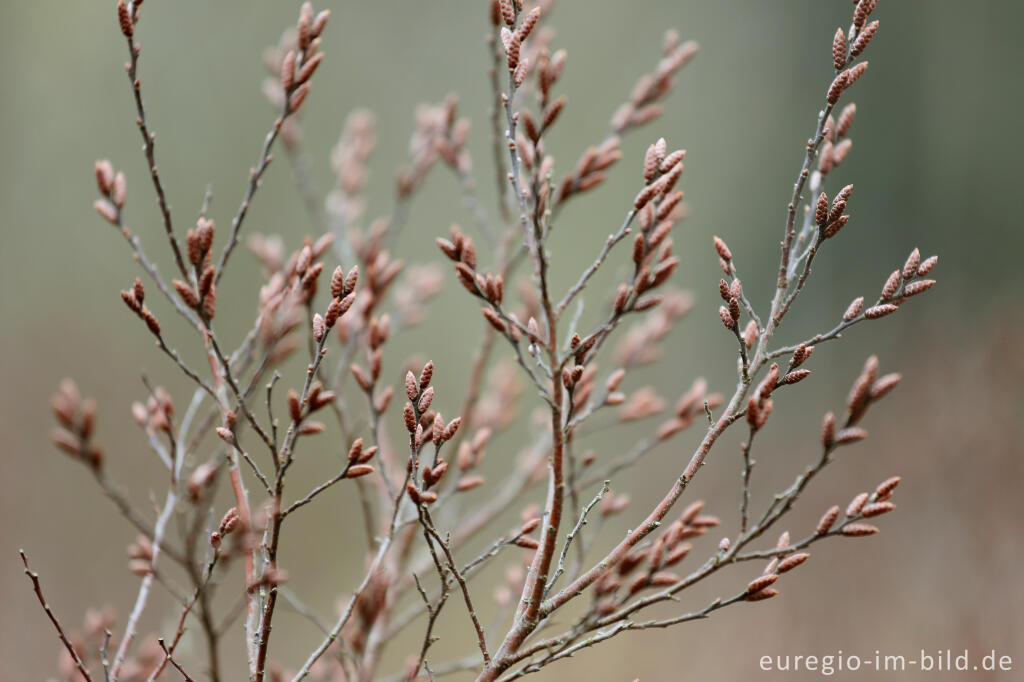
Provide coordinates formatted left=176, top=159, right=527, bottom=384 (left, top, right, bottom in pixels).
left=26, top=1, right=935, bottom=680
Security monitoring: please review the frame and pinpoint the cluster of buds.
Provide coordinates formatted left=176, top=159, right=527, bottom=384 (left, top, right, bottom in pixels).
left=411, top=364, right=462, bottom=446
left=50, top=380, right=102, bottom=469
left=293, top=243, right=324, bottom=304
left=246, top=236, right=333, bottom=368
left=280, top=3, right=330, bottom=116
left=614, top=291, right=693, bottom=367
left=787, top=342, right=816, bottom=375
left=851, top=15, right=880, bottom=59
left=403, top=361, right=462, bottom=506
left=294, top=234, right=336, bottom=301
left=349, top=313, right=396, bottom=423
left=747, top=361, right=812, bottom=432
left=619, top=386, right=666, bottom=422
left=119, top=277, right=162, bottom=339
left=259, top=3, right=330, bottom=146
left=438, top=226, right=510, bottom=334
left=632, top=139, right=685, bottom=212
left=437, top=226, right=477, bottom=279
left=314, top=262, right=358, bottom=343
left=825, top=62, right=869, bottom=107
left=499, top=5, right=541, bottom=84
left=560, top=361, right=586, bottom=394
left=745, top=364, right=774, bottom=428
left=127, top=535, right=154, bottom=577
left=612, top=140, right=687, bottom=315
left=556, top=137, right=620, bottom=204
left=717, top=274, right=744, bottom=332
left=712, top=235, right=734, bottom=275
left=602, top=368, right=628, bottom=409
left=174, top=218, right=218, bottom=318
left=210, top=507, right=241, bottom=550
left=520, top=54, right=567, bottom=139
left=515, top=47, right=571, bottom=210
left=712, top=238, right=759, bottom=341
left=214, top=411, right=239, bottom=446
left=397, top=101, right=454, bottom=197
left=533, top=43, right=567, bottom=105
left=286, top=380, right=337, bottom=437
left=819, top=104, right=857, bottom=178
left=593, top=500, right=719, bottom=609
left=453, top=427, right=491, bottom=493
left=815, top=183, right=854, bottom=240
left=92, top=159, right=127, bottom=225
left=633, top=142, right=685, bottom=259
left=344, top=438, right=378, bottom=480
left=432, top=96, right=473, bottom=176
left=856, top=247, right=938, bottom=321
left=746, top=533, right=813, bottom=602
left=815, top=474, right=900, bottom=539
left=815, top=355, right=900, bottom=456
left=507, top=513, right=542, bottom=551
left=348, top=223, right=404, bottom=318
left=611, top=30, right=698, bottom=134
left=825, top=2, right=879, bottom=106
left=470, top=362, right=524, bottom=437
left=843, top=355, right=902, bottom=428
left=187, top=461, right=219, bottom=503
left=248, top=233, right=286, bottom=276
left=326, top=110, right=376, bottom=226
left=348, top=307, right=387, bottom=393
left=456, top=426, right=491, bottom=473
left=131, top=385, right=175, bottom=435
left=657, top=378, right=724, bottom=440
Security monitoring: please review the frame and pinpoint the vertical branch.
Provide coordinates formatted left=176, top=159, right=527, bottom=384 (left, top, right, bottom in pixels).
left=739, top=428, right=757, bottom=534
left=487, top=14, right=512, bottom=222
left=111, top=489, right=178, bottom=679
left=119, top=2, right=190, bottom=279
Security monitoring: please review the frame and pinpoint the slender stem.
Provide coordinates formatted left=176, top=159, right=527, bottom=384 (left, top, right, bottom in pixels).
left=555, top=210, right=637, bottom=315
left=421, top=509, right=491, bottom=665
left=739, top=427, right=757, bottom=533
left=122, top=29, right=190, bottom=279
left=546, top=481, right=609, bottom=597
left=20, top=551, right=95, bottom=682
left=292, top=464, right=411, bottom=681
left=111, top=489, right=178, bottom=678
left=148, top=553, right=220, bottom=681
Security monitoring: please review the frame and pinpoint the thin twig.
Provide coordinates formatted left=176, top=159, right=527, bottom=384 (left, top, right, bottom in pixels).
left=546, top=481, right=609, bottom=597
left=20, top=550, right=95, bottom=682
left=122, top=28, right=189, bottom=278
left=157, top=640, right=197, bottom=682
left=421, top=509, right=491, bottom=666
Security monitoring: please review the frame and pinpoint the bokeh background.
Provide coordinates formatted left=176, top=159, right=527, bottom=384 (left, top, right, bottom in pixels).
left=2, top=0, right=1022, bottom=679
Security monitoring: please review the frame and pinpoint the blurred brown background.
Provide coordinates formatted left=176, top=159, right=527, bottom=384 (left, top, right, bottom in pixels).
left=1, top=0, right=1022, bottom=679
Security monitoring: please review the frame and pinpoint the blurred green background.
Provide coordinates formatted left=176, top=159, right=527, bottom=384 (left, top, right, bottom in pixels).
left=1, top=0, right=1022, bottom=679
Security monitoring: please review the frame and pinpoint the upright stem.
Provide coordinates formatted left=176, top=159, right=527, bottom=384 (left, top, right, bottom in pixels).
left=111, top=489, right=178, bottom=679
